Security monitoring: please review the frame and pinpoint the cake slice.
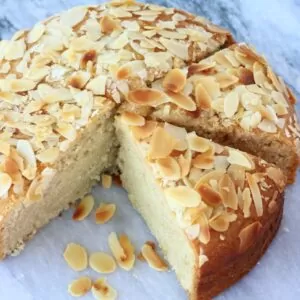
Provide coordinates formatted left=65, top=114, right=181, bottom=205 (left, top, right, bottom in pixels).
left=116, top=113, right=285, bottom=299
left=123, top=44, right=300, bottom=183
left=0, top=1, right=234, bottom=258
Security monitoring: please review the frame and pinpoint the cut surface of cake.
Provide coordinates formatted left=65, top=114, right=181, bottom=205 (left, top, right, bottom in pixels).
left=122, top=43, right=300, bottom=183
left=116, top=115, right=285, bottom=299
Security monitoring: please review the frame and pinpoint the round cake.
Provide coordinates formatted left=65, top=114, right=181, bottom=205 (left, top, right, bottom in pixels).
left=0, top=1, right=298, bottom=299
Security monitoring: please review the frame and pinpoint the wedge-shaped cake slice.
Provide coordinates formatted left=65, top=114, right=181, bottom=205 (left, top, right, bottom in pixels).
left=0, top=1, right=233, bottom=258
left=116, top=115, right=285, bottom=300
left=124, top=43, right=299, bottom=183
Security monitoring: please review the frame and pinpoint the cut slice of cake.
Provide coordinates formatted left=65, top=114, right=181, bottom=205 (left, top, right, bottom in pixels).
left=116, top=114, right=285, bottom=299
left=0, top=1, right=234, bottom=259
left=123, top=43, right=300, bottom=183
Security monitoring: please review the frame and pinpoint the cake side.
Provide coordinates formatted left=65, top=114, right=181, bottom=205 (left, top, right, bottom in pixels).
left=117, top=113, right=285, bottom=299
left=121, top=43, right=300, bottom=183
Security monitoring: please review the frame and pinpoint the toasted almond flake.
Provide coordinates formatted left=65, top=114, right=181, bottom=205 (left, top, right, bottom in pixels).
left=128, top=88, right=167, bottom=106
left=0, top=140, right=10, bottom=156
left=165, top=90, right=196, bottom=111
left=100, top=15, right=119, bottom=34
left=159, top=37, right=189, bottom=60
left=219, top=174, right=238, bottom=210
left=86, top=75, right=107, bottom=95
left=63, top=243, right=88, bottom=271
left=165, top=186, right=201, bottom=207
left=196, top=184, right=222, bottom=207
left=92, top=278, right=117, bottom=300
left=187, top=132, right=210, bottom=153
left=197, top=212, right=210, bottom=244
left=68, top=277, right=92, bottom=297
left=187, top=62, right=216, bottom=76
left=242, top=187, right=252, bottom=218
left=195, top=77, right=221, bottom=100
left=272, top=91, right=288, bottom=107
left=185, top=224, right=200, bottom=240
left=73, top=195, right=95, bottom=221
left=0, top=79, right=36, bottom=92
left=102, top=174, right=112, bottom=189
left=163, top=69, right=186, bottom=93
left=239, top=68, right=255, bottom=85
left=3, top=157, right=19, bottom=175
left=257, top=119, right=277, bottom=133
left=224, top=90, right=239, bottom=118
left=60, top=6, right=87, bottom=27
left=227, top=149, right=253, bottom=169
left=89, top=252, right=116, bottom=274
left=195, top=170, right=225, bottom=188
left=131, top=121, right=157, bottom=140
left=36, top=147, right=59, bottom=163
left=26, top=177, right=43, bottom=202
left=68, top=71, right=91, bottom=89
left=199, top=254, right=209, bottom=268
left=95, top=203, right=116, bottom=224
left=16, top=139, right=36, bottom=170
left=209, top=214, right=230, bottom=232
left=178, top=154, right=191, bottom=178
left=116, top=60, right=145, bottom=80
left=0, top=172, right=12, bottom=198
left=141, top=243, right=168, bottom=271
left=192, top=152, right=215, bottom=170
left=121, top=111, right=145, bottom=126
left=108, top=232, right=135, bottom=271
left=148, top=127, right=177, bottom=159
left=215, top=73, right=239, bottom=89
left=266, top=167, right=285, bottom=191
left=239, top=221, right=262, bottom=253
left=195, top=83, right=212, bottom=111
left=81, top=49, right=97, bottom=69
left=27, top=23, right=45, bottom=44
left=56, top=122, right=77, bottom=141
left=156, top=157, right=181, bottom=180
left=246, top=173, right=263, bottom=217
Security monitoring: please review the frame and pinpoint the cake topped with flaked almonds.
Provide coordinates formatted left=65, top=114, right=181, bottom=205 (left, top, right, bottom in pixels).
left=0, top=1, right=297, bottom=300
left=122, top=44, right=300, bottom=183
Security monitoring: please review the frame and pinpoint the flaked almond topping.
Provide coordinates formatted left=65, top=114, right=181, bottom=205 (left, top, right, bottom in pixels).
left=227, top=149, right=253, bottom=169
left=178, top=154, right=191, bottom=177
left=102, top=174, right=112, bottom=189
left=95, top=203, right=116, bottom=224
left=0, top=79, right=36, bottom=92
left=215, top=73, right=239, bottom=89
left=63, top=243, right=88, bottom=271
left=100, top=15, right=119, bottom=33
left=162, top=69, right=186, bottom=93
left=81, top=49, right=97, bottom=69
left=128, top=88, right=167, bottom=106
left=199, top=254, right=209, bottom=268
left=224, top=90, right=239, bottom=118
left=0, top=172, right=12, bottom=198
left=239, top=68, right=254, bottom=85
left=266, top=167, right=285, bottom=191
left=3, top=157, right=19, bottom=175
left=196, top=184, right=222, bottom=207
left=131, top=121, right=157, bottom=140
left=92, top=278, right=117, bottom=300
left=68, top=71, right=91, bottom=89
left=195, top=83, right=212, bottom=111
left=209, top=214, right=230, bottom=232
left=242, top=187, right=252, bottom=218
left=156, top=157, right=181, bottom=180
left=0, top=140, right=10, bottom=156
left=27, top=23, right=45, bottom=44
left=195, top=170, right=225, bottom=187
left=86, top=75, right=107, bottom=95
left=141, top=243, right=168, bottom=271
left=187, top=132, right=210, bottom=153
left=219, top=174, right=238, bottom=210
left=192, top=152, right=214, bottom=170
left=166, top=91, right=196, bottom=111
left=56, top=122, right=77, bottom=142
left=239, top=221, right=262, bottom=253
left=185, top=224, right=200, bottom=240
left=165, top=186, right=201, bottom=207
left=108, top=232, right=135, bottom=271
left=60, top=6, right=87, bottom=27
left=73, top=195, right=95, bottom=221
left=246, top=173, right=263, bottom=217
left=68, top=277, right=92, bottom=297
left=148, top=127, right=177, bottom=159
left=121, top=111, right=145, bottom=126
left=187, top=62, right=216, bottom=76
left=36, top=147, right=59, bottom=164
left=89, top=252, right=116, bottom=274
left=257, top=119, right=277, bottom=133
left=197, top=212, right=210, bottom=244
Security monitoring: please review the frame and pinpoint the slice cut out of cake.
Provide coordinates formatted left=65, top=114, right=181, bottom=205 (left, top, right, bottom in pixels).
left=116, top=114, right=285, bottom=299
left=123, top=43, right=300, bottom=183
left=0, top=1, right=234, bottom=258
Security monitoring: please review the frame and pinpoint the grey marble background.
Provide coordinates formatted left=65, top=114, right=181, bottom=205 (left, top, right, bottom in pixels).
left=0, top=0, right=299, bottom=101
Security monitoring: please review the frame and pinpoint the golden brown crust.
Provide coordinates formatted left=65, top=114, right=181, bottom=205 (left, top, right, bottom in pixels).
left=192, top=192, right=283, bottom=300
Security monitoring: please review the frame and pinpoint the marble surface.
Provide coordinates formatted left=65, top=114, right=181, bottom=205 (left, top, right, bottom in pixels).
left=0, top=0, right=300, bottom=299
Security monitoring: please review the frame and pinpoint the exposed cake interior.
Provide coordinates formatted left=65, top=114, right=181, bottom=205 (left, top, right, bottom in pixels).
left=1, top=112, right=117, bottom=257
left=116, top=118, right=196, bottom=293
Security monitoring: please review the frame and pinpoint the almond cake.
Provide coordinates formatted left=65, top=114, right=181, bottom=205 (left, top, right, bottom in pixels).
left=0, top=1, right=298, bottom=299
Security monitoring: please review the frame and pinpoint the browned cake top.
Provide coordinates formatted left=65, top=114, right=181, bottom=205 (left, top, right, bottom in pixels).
left=125, top=44, right=300, bottom=149
left=120, top=113, right=285, bottom=267
left=0, top=0, right=232, bottom=202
